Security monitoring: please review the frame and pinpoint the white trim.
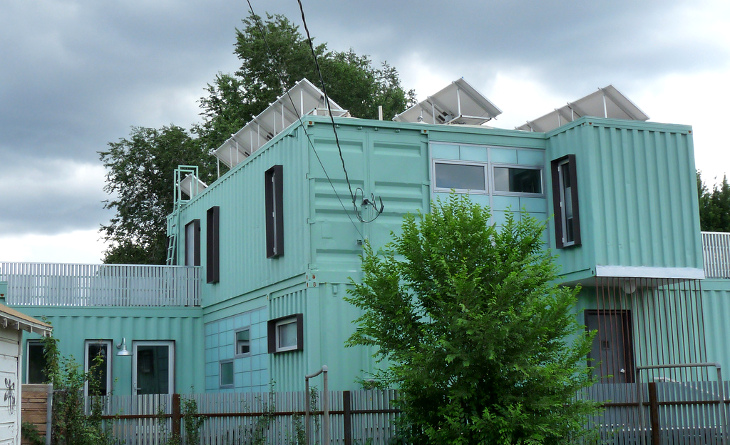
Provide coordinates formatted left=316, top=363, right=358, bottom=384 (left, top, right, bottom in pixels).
left=595, top=265, right=705, bottom=280
left=132, top=340, right=175, bottom=395
left=275, top=318, right=298, bottom=352
left=432, top=159, right=489, bottom=194
left=84, top=339, right=112, bottom=398
left=25, top=340, right=44, bottom=384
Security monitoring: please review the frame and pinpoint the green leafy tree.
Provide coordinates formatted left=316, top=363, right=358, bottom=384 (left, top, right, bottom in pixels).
left=195, top=13, right=416, bottom=152
left=697, top=170, right=730, bottom=232
left=346, top=194, right=597, bottom=444
left=101, top=12, right=415, bottom=264
left=99, top=126, right=216, bottom=264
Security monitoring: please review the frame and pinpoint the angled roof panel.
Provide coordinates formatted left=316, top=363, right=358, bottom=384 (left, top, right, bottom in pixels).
left=517, top=85, right=649, bottom=132
left=393, top=78, right=501, bottom=125
left=214, top=78, right=348, bottom=168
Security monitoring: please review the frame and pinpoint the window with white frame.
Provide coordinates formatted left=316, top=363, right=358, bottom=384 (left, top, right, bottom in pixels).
left=85, top=340, right=112, bottom=396
left=26, top=340, right=46, bottom=384
left=433, top=161, right=488, bottom=193
left=235, top=328, right=250, bottom=356
left=493, top=166, right=543, bottom=194
left=220, top=361, right=234, bottom=388
left=267, top=314, right=303, bottom=353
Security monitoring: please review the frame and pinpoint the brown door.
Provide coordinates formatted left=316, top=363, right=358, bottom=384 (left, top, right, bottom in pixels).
left=585, top=310, right=635, bottom=383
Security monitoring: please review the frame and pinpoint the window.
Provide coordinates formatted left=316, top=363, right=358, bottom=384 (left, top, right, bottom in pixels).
left=265, top=165, right=284, bottom=258
left=220, top=361, right=234, bottom=388
left=493, top=167, right=542, bottom=194
left=85, top=340, right=112, bottom=396
left=551, top=154, right=581, bottom=248
left=206, top=206, right=220, bottom=283
left=267, top=314, right=303, bottom=353
left=26, top=340, right=46, bottom=384
left=235, top=328, right=250, bottom=356
left=433, top=161, right=487, bottom=193
left=185, top=219, right=201, bottom=266
left=132, top=341, right=175, bottom=395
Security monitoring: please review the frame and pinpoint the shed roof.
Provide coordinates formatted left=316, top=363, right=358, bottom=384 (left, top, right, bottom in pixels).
left=0, top=303, right=52, bottom=336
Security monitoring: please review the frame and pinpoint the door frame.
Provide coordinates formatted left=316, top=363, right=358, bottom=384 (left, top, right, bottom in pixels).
left=585, top=309, right=636, bottom=383
left=132, top=340, right=175, bottom=395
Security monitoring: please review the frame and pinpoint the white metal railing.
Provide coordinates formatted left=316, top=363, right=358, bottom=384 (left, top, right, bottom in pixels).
left=0, top=262, right=200, bottom=307
left=702, top=232, right=730, bottom=279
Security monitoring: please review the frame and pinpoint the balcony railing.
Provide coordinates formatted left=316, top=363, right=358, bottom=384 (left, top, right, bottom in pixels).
left=702, top=232, right=730, bottom=279
left=0, top=262, right=200, bottom=307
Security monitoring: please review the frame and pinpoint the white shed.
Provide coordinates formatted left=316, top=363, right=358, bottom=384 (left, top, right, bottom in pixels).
left=0, top=293, right=51, bottom=445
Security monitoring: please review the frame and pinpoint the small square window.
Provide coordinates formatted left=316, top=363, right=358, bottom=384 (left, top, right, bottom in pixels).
left=235, top=329, right=250, bottom=356
left=267, top=314, right=303, bottom=353
left=220, top=361, right=234, bottom=388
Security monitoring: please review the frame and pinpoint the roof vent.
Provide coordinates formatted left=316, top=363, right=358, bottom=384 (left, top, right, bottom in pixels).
left=393, top=78, right=502, bottom=125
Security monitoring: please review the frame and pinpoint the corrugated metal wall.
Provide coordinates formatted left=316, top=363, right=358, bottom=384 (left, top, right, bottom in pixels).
left=547, top=118, right=701, bottom=278
left=177, top=126, right=311, bottom=308
left=21, top=307, right=204, bottom=395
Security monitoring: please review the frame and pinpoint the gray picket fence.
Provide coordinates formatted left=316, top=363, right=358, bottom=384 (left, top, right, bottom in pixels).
left=93, top=389, right=399, bottom=445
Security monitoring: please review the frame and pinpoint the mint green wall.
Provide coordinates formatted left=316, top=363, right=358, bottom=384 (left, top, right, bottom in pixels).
left=21, top=307, right=204, bottom=395
left=698, top=280, right=730, bottom=378
left=546, top=117, right=702, bottom=280
left=176, top=123, right=310, bottom=308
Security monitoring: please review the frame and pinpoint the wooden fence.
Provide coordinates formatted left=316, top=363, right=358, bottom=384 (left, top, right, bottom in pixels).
left=94, top=389, right=399, bottom=445
left=21, top=384, right=52, bottom=445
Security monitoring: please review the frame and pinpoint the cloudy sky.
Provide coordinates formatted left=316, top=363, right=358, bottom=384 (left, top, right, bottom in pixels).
left=2, top=0, right=729, bottom=263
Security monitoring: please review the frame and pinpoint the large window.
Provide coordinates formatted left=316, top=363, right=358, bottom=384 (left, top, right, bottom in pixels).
left=551, top=154, right=581, bottom=248
left=85, top=340, right=112, bottom=396
left=185, top=219, right=200, bottom=266
left=433, top=161, right=487, bottom=193
left=26, top=340, right=46, bottom=384
left=267, top=314, right=303, bottom=353
left=206, top=206, right=220, bottom=283
left=265, top=165, right=284, bottom=258
left=493, top=167, right=542, bottom=194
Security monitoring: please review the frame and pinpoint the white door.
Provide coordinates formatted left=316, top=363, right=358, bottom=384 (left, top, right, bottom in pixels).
left=132, top=341, right=175, bottom=395
left=0, top=330, right=19, bottom=444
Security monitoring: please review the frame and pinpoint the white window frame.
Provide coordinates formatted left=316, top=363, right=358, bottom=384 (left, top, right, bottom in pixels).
left=219, top=360, right=234, bottom=388
left=132, top=340, right=175, bottom=395
left=84, top=339, right=113, bottom=398
left=26, top=340, right=45, bottom=384
left=491, top=164, right=544, bottom=196
left=275, top=318, right=298, bottom=352
left=235, top=327, right=251, bottom=357
left=432, top=159, right=489, bottom=194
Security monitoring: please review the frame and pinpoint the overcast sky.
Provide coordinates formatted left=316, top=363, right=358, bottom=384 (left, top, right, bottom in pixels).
left=2, top=0, right=729, bottom=263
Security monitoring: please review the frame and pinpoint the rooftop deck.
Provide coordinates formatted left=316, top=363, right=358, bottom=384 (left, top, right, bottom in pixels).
left=0, top=232, right=728, bottom=308
left=0, top=262, right=200, bottom=307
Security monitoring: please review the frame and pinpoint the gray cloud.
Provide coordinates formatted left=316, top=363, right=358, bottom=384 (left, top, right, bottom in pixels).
left=1, top=0, right=727, bottom=239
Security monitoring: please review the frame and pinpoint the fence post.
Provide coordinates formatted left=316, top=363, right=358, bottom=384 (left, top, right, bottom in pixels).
left=172, top=393, right=181, bottom=440
left=343, top=391, right=352, bottom=445
left=647, top=382, right=660, bottom=445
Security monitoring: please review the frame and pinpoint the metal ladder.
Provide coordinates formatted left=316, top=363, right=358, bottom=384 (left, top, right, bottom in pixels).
left=166, top=165, right=199, bottom=265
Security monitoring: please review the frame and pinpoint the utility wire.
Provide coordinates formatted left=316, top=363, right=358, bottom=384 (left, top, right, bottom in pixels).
left=244, top=0, right=366, bottom=238
left=295, top=0, right=384, bottom=224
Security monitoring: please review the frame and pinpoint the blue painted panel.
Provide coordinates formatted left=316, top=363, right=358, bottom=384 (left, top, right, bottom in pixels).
left=460, top=145, right=488, bottom=162
left=492, top=196, right=520, bottom=211
left=517, top=149, right=545, bottom=165
left=490, top=148, right=518, bottom=164
left=431, top=143, right=459, bottom=159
